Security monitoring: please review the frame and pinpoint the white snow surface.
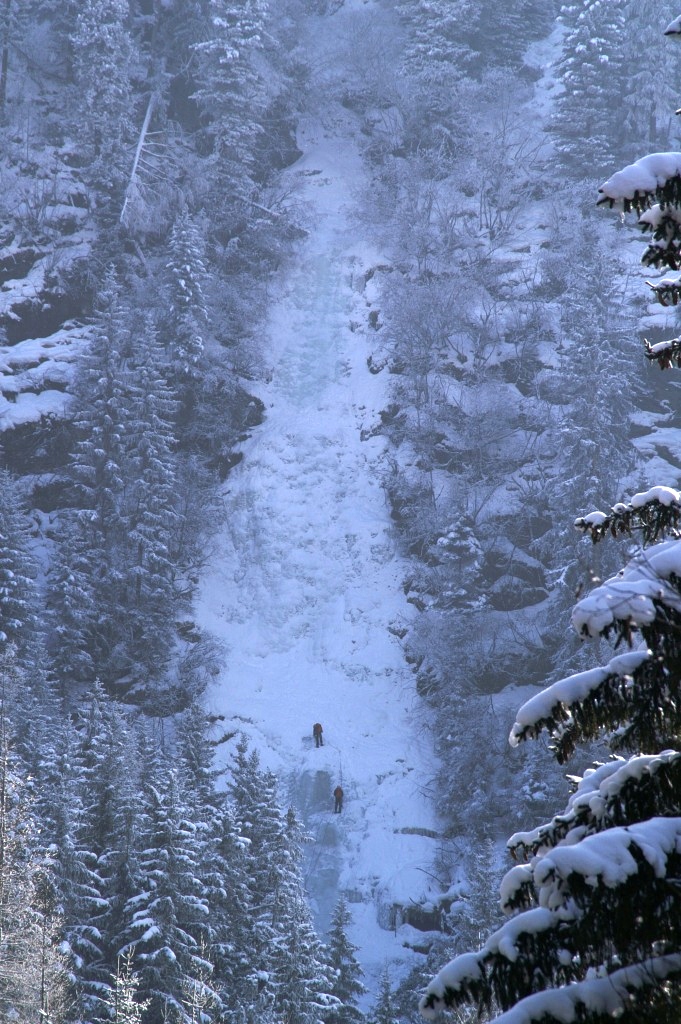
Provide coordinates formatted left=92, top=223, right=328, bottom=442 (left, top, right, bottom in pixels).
left=195, top=5, right=439, bottom=987
left=0, top=325, right=91, bottom=429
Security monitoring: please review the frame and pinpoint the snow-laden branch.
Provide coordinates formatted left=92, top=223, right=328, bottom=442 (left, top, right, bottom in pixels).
left=646, top=273, right=681, bottom=305
left=509, top=650, right=650, bottom=750
left=574, top=485, right=681, bottom=543
left=420, top=815, right=681, bottom=1019
left=645, top=336, right=681, bottom=369
left=638, top=203, right=681, bottom=269
left=572, top=539, right=681, bottom=637
left=423, top=955, right=681, bottom=1024
left=508, top=751, right=681, bottom=860
left=597, top=153, right=681, bottom=213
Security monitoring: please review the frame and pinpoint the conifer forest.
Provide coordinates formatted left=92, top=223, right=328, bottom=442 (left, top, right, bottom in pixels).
left=3, top=1, right=681, bottom=1022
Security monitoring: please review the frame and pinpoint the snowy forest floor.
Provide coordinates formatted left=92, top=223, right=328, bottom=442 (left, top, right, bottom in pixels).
left=195, top=0, right=440, bottom=992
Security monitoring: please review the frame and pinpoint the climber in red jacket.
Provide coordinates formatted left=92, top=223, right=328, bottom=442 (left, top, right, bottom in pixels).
left=333, top=785, right=344, bottom=813
left=313, top=722, right=323, bottom=747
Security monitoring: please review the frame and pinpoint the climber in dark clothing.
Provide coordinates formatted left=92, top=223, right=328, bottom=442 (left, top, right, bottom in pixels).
left=334, top=785, right=343, bottom=813
left=313, top=722, right=323, bottom=747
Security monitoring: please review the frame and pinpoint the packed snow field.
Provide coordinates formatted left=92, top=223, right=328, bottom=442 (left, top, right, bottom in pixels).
left=196, top=9, right=439, bottom=987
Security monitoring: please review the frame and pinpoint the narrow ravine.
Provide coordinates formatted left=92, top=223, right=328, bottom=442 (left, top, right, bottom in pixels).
left=195, top=1, right=440, bottom=988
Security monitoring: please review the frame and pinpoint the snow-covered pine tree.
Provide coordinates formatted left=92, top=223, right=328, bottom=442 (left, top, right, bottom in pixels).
left=119, top=764, right=219, bottom=1024
left=47, top=539, right=98, bottom=691
left=119, top=315, right=179, bottom=702
left=550, top=0, right=629, bottom=176
left=63, top=689, right=158, bottom=1023
left=0, top=469, right=37, bottom=660
left=398, top=0, right=558, bottom=90
left=229, top=739, right=338, bottom=1023
left=48, top=273, right=131, bottom=693
left=165, top=210, right=209, bottom=386
left=175, top=701, right=222, bottom=815
left=69, top=0, right=137, bottom=187
left=50, top=280, right=184, bottom=701
left=0, top=656, right=68, bottom=1021
left=190, top=0, right=269, bottom=193
left=370, top=966, right=397, bottom=1024
left=266, top=804, right=339, bottom=1024
left=103, top=949, right=150, bottom=1024
left=200, top=802, right=257, bottom=1024
left=620, top=0, right=681, bottom=159
left=0, top=0, right=37, bottom=113
left=398, top=0, right=477, bottom=88
left=421, top=24, right=681, bottom=1024
left=327, top=895, right=366, bottom=1023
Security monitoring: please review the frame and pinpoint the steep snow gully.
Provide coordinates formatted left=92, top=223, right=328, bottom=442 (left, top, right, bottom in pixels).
left=196, top=4, right=440, bottom=990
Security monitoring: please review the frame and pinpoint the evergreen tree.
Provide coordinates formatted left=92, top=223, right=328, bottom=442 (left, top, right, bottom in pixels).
left=165, top=210, right=209, bottom=387
left=49, top=278, right=183, bottom=700
left=229, top=739, right=338, bottom=1023
left=550, top=0, right=629, bottom=176
left=0, top=470, right=38, bottom=659
left=103, top=949, right=150, bottom=1024
left=190, top=0, right=269, bottom=192
left=120, top=765, right=219, bottom=1023
left=119, top=316, right=179, bottom=701
left=421, top=21, right=681, bottom=1024
left=201, top=802, right=257, bottom=1024
left=69, top=0, right=137, bottom=185
left=0, top=660, right=69, bottom=1021
left=620, top=0, right=681, bottom=158
left=370, top=967, right=397, bottom=1024
left=327, top=896, right=366, bottom=1023
left=47, top=541, right=97, bottom=690
left=48, top=273, right=131, bottom=692
left=266, top=804, right=338, bottom=1024
left=175, top=702, right=221, bottom=815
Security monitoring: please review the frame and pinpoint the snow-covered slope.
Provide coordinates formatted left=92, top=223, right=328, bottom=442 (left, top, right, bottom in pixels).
left=195, top=2, right=440, bottom=989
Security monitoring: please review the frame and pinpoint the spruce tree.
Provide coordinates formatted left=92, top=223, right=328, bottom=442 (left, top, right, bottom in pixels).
left=104, top=949, right=150, bottom=1024
left=48, top=273, right=131, bottom=693
left=370, top=967, right=397, bottom=1024
left=119, top=315, right=179, bottom=701
left=69, top=0, right=136, bottom=185
left=0, top=470, right=38, bottom=659
left=0, top=659, right=68, bottom=1021
left=119, top=765, right=219, bottom=1024
left=327, top=895, right=366, bottom=1023
left=229, top=740, right=338, bottom=1022
left=201, top=802, right=257, bottom=1024
left=550, top=0, right=629, bottom=176
left=190, top=0, right=269, bottom=193
left=165, top=210, right=209, bottom=389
